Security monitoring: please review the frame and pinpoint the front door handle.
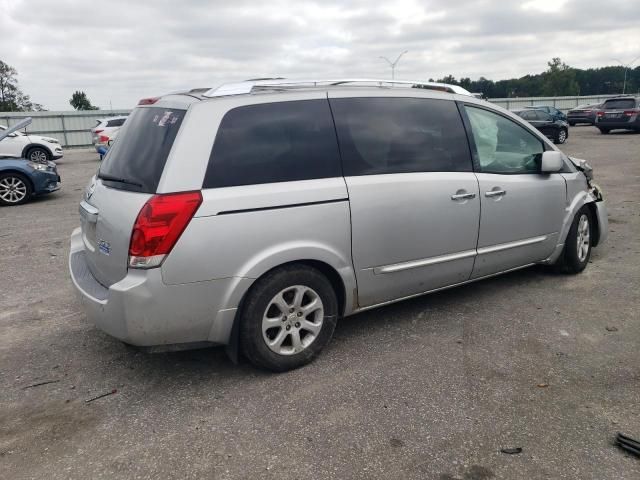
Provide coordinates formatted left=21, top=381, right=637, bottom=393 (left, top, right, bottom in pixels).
left=451, top=192, right=476, bottom=201
left=485, top=189, right=506, bottom=198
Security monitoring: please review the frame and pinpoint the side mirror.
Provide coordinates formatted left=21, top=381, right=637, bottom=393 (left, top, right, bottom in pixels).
left=541, top=151, right=564, bottom=173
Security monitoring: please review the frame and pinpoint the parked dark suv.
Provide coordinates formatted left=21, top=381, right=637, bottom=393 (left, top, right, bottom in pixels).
left=595, top=96, right=640, bottom=133
left=514, top=109, right=569, bottom=144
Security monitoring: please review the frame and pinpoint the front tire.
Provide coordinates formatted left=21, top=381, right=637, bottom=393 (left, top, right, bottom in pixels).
left=555, top=128, right=568, bottom=144
left=556, top=207, right=592, bottom=274
left=27, top=147, right=50, bottom=163
left=598, top=128, right=610, bottom=135
left=0, top=172, right=32, bottom=206
left=240, top=265, right=339, bottom=372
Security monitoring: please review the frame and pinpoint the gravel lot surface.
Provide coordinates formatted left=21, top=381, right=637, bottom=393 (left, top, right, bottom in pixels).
left=1, top=127, right=639, bottom=479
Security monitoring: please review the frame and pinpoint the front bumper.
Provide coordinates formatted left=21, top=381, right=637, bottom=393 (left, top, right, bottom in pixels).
left=68, top=227, right=249, bottom=347
left=595, top=200, right=608, bottom=246
left=32, top=169, right=61, bottom=195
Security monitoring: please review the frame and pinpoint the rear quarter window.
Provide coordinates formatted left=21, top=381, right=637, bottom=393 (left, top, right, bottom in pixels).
left=106, top=118, right=126, bottom=127
left=99, top=107, right=185, bottom=193
left=203, top=99, right=341, bottom=188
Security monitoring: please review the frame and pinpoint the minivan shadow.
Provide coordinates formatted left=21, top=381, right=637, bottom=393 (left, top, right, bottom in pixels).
left=126, top=264, right=552, bottom=374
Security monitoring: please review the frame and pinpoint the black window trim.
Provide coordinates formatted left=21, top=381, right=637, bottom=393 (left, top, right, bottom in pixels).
left=456, top=101, right=552, bottom=175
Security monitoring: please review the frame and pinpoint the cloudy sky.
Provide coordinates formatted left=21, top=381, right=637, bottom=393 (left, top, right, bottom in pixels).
left=1, top=0, right=638, bottom=110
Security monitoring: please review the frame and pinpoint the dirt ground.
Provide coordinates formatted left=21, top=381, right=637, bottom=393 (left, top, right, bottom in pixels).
left=1, top=126, right=639, bottom=479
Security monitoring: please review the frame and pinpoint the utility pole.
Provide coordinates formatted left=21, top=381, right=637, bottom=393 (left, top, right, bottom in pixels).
left=612, top=56, right=639, bottom=94
left=379, top=50, right=408, bottom=80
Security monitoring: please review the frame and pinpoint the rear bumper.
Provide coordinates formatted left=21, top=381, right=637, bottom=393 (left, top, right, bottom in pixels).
left=596, top=118, right=640, bottom=129
left=567, top=115, right=594, bottom=123
left=68, top=227, right=251, bottom=347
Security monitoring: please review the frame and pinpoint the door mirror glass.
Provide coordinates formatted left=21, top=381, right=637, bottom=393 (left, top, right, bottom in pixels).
left=541, top=151, right=563, bottom=172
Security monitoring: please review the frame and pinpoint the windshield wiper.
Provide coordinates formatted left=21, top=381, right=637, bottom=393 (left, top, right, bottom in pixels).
left=97, top=172, right=143, bottom=187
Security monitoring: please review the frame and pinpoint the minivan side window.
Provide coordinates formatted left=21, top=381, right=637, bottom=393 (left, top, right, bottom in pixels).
left=464, top=106, right=544, bottom=174
left=203, top=99, right=341, bottom=188
left=329, top=97, right=472, bottom=176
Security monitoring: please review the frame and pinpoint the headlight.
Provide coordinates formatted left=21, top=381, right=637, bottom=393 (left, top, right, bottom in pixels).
left=28, top=162, right=49, bottom=171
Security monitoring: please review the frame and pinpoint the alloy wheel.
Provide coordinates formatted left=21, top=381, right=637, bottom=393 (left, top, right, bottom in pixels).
left=261, top=285, right=324, bottom=355
left=0, top=176, right=28, bottom=204
left=29, top=149, right=48, bottom=163
left=558, top=129, right=567, bottom=143
left=576, top=214, right=590, bottom=262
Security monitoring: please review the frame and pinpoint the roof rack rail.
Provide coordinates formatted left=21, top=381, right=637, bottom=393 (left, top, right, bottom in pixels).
left=203, top=79, right=473, bottom=98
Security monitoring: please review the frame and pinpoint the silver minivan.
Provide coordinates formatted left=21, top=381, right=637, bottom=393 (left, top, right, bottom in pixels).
left=69, top=79, right=608, bottom=371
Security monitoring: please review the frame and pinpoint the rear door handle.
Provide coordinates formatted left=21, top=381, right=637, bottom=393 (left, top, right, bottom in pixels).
left=451, top=192, right=476, bottom=201
left=485, top=189, right=506, bottom=197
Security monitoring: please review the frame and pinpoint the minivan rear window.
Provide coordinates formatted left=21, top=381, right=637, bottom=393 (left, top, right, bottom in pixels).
left=99, top=107, right=185, bottom=193
left=603, top=99, right=636, bottom=109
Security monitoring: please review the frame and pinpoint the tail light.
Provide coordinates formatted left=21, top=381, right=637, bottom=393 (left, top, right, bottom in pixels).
left=94, top=129, right=104, bottom=134
left=623, top=109, right=639, bottom=116
left=596, top=111, right=605, bottom=117
left=128, top=191, right=202, bottom=269
left=98, top=135, right=110, bottom=143
left=138, top=97, right=160, bottom=105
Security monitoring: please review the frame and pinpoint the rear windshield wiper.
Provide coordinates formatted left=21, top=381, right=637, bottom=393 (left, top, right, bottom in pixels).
left=97, top=172, right=143, bottom=188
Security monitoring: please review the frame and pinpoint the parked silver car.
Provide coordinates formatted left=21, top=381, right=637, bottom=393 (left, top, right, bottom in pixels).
left=69, top=79, right=608, bottom=371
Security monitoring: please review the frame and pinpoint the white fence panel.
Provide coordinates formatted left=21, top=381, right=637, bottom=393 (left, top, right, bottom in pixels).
left=0, top=94, right=624, bottom=147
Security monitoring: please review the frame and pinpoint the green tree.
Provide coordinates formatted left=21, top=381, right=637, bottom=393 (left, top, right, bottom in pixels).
left=0, top=60, right=45, bottom=111
left=541, top=57, right=580, bottom=96
left=69, top=90, right=99, bottom=110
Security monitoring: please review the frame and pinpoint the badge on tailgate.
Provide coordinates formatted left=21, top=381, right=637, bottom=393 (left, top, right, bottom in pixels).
left=98, top=239, right=111, bottom=256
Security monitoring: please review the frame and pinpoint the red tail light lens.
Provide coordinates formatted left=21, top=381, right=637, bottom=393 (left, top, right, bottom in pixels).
left=128, top=191, right=202, bottom=269
left=138, top=97, right=160, bottom=105
left=98, top=135, right=110, bottom=143
left=623, top=110, right=639, bottom=116
left=94, top=129, right=104, bottom=134
left=596, top=111, right=604, bottom=117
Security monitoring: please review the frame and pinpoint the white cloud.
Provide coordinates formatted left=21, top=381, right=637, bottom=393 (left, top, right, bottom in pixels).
left=0, top=0, right=638, bottom=109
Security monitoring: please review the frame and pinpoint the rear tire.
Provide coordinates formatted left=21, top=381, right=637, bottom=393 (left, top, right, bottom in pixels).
left=568, top=121, right=576, bottom=126
left=0, top=172, right=32, bottom=206
left=556, top=207, right=592, bottom=274
left=240, top=265, right=338, bottom=372
left=598, top=128, right=610, bottom=134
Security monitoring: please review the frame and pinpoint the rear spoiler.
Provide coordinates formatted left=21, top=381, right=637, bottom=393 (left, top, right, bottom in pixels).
left=0, top=117, right=32, bottom=143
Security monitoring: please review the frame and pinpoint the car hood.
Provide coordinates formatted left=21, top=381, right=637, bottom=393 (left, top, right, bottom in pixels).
left=27, top=134, right=61, bottom=144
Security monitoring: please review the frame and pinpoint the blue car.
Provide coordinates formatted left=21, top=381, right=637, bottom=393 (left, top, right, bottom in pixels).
left=0, top=156, right=61, bottom=206
left=0, top=117, right=61, bottom=206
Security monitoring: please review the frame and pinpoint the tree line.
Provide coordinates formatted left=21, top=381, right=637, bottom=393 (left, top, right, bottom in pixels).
left=427, top=58, right=640, bottom=98
left=1, top=57, right=639, bottom=112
